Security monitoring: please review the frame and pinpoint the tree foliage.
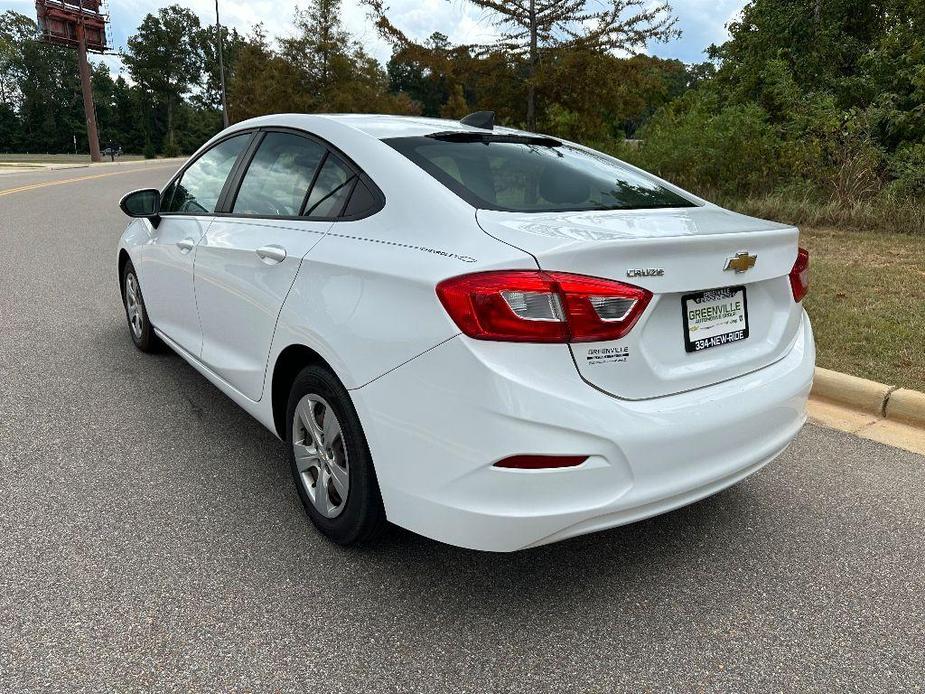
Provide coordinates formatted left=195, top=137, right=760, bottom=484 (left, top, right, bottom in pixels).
left=227, top=1, right=417, bottom=120
left=618, top=0, right=925, bottom=204
left=367, top=0, right=679, bottom=128
left=1, top=0, right=923, bottom=216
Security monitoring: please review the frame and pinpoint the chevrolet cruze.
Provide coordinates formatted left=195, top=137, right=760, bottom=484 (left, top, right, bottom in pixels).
left=117, top=113, right=815, bottom=551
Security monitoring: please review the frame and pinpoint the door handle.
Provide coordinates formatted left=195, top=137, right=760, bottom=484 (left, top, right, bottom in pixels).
left=176, top=238, right=195, bottom=254
left=256, top=245, right=287, bottom=264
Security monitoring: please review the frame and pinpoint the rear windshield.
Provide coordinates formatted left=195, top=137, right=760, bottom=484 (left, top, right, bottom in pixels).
left=385, top=135, right=696, bottom=212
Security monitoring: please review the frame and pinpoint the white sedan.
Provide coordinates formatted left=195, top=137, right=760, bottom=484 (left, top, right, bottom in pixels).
left=117, top=113, right=815, bottom=552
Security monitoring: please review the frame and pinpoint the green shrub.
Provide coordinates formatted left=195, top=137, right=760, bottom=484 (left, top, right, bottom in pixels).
left=142, top=141, right=157, bottom=159
left=162, top=140, right=181, bottom=158
left=612, top=92, right=783, bottom=199
left=888, top=143, right=925, bottom=198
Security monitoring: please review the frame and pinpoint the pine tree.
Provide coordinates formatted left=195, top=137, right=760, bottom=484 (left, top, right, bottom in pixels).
left=365, top=0, right=679, bottom=129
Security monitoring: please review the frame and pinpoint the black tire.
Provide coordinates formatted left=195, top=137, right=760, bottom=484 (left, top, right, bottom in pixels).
left=286, top=365, right=387, bottom=546
left=121, top=260, right=162, bottom=353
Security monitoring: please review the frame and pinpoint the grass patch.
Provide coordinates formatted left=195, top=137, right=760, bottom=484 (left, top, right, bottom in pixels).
left=801, top=227, right=925, bottom=391
left=726, top=194, right=925, bottom=235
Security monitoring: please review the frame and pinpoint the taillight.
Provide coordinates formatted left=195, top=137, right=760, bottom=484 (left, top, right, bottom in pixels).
left=789, top=247, right=809, bottom=302
left=436, top=270, right=652, bottom=343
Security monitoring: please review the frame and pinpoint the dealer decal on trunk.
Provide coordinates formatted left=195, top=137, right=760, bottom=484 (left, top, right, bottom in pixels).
left=586, top=346, right=630, bottom=365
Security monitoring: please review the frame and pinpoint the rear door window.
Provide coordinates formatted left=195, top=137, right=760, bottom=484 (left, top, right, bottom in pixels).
left=304, top=154, right=355, bottom=218
left=232, top=132, right=326, bottom=216
left=163, top=134, right=250, bottom=214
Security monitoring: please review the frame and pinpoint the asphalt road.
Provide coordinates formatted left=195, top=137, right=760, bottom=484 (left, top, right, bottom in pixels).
left=1, top=163, right=924, bottom=693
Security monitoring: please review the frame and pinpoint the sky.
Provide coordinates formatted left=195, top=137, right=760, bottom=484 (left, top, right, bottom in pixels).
left=2, top=0, right=747, bottom=76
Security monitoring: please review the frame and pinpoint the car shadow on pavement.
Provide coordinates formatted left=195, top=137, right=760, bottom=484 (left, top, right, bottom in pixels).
left=102, top=321, right=761, bottom=609
left=366, top=485, right=751, bottom=598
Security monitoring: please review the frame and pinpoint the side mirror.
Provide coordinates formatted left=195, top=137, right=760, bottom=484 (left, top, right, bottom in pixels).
left=120, top=188, right=161, bottom=219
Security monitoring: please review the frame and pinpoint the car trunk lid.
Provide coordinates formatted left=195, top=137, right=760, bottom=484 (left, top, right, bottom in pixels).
left=477, top=205, right=804, bottom=400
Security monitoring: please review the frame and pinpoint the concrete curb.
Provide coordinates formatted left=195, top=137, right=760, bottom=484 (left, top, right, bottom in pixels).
left=811, top=367, right=896, bottom=417
left=885, top=389, right=925, bottom=428
left=812, top=368, right=925, bottom=424
left=809, top=368, right=925, bottom=456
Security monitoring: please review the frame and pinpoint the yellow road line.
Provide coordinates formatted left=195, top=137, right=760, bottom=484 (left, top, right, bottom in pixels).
left=0, top=164, right=176, bottom=198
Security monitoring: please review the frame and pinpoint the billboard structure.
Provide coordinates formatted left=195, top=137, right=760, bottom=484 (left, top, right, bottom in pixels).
left=35, top=1, right=112, bottom=161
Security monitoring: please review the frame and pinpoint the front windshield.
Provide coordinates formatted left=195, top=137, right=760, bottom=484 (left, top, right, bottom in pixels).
left=385, top=135, right=696, bottom=212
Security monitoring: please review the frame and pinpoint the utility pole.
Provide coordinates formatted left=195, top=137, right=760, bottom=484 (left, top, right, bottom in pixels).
left=215, top=0, right=229, bottom=128
left=76, top=21, right=102, bottom=162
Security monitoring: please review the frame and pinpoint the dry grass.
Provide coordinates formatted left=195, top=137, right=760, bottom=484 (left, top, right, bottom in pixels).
left=800, top=227, right=925, bottom=391
left=728, top=195, right=925, bottom=235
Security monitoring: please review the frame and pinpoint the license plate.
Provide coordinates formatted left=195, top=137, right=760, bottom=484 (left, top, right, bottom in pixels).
left=682, top=286, right=749, bottom=353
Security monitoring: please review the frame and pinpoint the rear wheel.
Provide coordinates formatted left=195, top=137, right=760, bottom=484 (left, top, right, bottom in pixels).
left=287, top=365, right=386, bottom=545
left=121, top=261, right=161, bottom=353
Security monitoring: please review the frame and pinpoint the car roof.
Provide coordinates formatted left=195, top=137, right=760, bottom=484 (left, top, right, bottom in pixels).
left=230, top=113, right=522, bottom=140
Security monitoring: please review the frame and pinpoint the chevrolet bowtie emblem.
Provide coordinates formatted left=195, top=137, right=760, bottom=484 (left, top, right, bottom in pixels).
left=724, top=251, right=757, bottom=273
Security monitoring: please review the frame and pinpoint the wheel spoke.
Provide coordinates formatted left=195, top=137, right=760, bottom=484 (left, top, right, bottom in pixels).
left=299, top=400, right=323, bottom=446
left=328, top=460, right=348, bottom=498
left=313, top=470, right=332, bottom=515
left=293, top=442, right=320, bottom=473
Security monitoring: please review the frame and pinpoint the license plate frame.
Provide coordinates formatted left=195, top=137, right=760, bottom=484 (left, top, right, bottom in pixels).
left=682, top=286, right=749, bottom=353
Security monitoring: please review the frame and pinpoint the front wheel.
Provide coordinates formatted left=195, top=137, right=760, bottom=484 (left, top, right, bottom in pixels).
left=287, top=365, right=387, bottom=545
left=121, top=261, right=161, bottom=353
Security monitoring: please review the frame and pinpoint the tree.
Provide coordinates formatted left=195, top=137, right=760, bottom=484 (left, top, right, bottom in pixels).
left=387, top=32, right=454, bottom=117
left=228, top=25, right=316, bottom=120
left=196, top=24, right=245, bottom=115
left=0, top=11, right=34, bottom=113
left=282, top=0, right=349, bottom=93
left=366, top=0, right=679, bottom=129
left=123, top=5, right=204, bottom=154
left=709, top=0, right=889, bottom=110
left=228, top=2, right=418, bottom=119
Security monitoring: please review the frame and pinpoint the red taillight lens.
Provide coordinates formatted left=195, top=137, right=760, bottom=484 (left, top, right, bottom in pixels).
left=436, top=270, right=652, bottom=343
left=493, top=455, right=588, bottom=469
left=789, top=247, right=809, bottom=302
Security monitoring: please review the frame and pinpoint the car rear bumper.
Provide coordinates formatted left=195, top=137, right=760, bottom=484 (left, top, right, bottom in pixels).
left=352, top=311, right=815, bottom=552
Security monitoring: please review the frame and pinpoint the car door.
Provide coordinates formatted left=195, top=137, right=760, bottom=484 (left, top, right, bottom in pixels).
left=194, top=131, right=361, bottom=401
left=142, top=132, right=252, bottom=355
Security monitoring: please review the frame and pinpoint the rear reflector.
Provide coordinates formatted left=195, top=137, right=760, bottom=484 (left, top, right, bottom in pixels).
left=493, top=455, right=588, bottom=470
left=436, top=270, right=652, bottom=343
left=789, top=247, right=809, bottom=302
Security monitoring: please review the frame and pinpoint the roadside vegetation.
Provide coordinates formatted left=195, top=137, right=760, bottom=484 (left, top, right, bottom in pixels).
left=802, top=228, right=925, bottom=392
left=0, top=153, right=143, bottom=164
left=1, top=0, right=923, bottom=385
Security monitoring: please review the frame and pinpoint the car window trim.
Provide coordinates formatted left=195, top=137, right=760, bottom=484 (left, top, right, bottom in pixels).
left=298, top=150, right=329, bottom=216
left=209, top=125, right=385, bottom=223
left=158, top=129, right=258, bottom=218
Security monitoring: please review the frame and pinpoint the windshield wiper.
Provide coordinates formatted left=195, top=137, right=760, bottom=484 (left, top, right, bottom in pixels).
left=426, top=131, right=562, bottom=147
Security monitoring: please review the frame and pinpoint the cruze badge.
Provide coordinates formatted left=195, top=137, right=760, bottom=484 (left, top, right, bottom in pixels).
left=724, top=251, right=757, bottom=273
left=626, top=268, right=664, bottom=278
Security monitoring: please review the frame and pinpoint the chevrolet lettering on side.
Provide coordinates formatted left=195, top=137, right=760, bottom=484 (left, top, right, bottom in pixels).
left=117, top=113, right=815, bottom=552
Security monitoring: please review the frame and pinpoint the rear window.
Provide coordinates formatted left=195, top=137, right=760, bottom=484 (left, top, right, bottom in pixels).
left=385, top=135, right=695, bottom=212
